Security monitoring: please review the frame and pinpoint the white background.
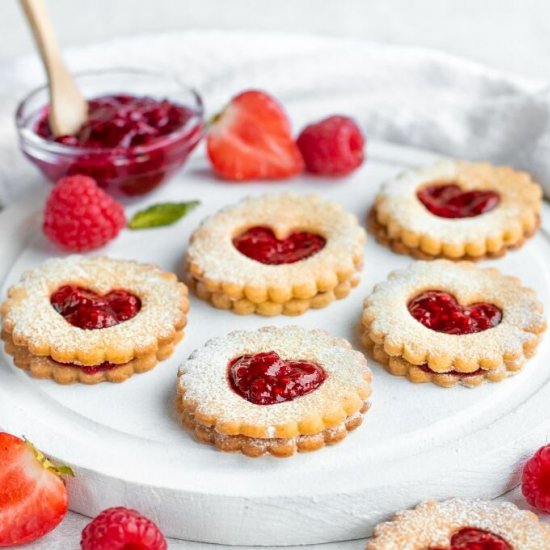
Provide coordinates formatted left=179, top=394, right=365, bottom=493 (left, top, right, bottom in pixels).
left=1, top=0, right=550, bottom=80
left=1, top=1, right=550, bottom=548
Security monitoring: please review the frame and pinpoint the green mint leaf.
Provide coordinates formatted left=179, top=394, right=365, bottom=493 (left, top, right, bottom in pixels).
left=128, top=201, right=200, bottom=230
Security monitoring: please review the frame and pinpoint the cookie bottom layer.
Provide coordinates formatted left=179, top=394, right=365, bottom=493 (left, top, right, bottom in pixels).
left=178, top=403, right=369, bottom=457
left=2, top=330, right=184, bottom=384
left=361, top=332, right=523, bottom=388
left=187, top=272, right=361, bottom=316
left=368, top=207, right=538, bottom=261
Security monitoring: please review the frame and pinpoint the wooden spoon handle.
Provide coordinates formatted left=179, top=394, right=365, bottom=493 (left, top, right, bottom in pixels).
left=20, top=0, right=87, bottom=136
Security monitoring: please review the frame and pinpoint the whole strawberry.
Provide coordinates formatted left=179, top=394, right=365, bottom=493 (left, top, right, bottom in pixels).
left=207, top=90, right=304, bottom=181
left=81, top=507, right=167, bottom=550
left=0, top=432, right=72, bottom=546
left=297, top=115, right=365, bottom=176
left=43, top=175, right=126, bottom=251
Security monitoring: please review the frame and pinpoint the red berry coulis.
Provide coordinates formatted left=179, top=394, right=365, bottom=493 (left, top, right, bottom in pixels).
left=233, top=226, right=326, bottom=265
left=417, top=183, right=500, bottom=218
left=408, top=291, right=502, bottom=335
left=50, top=285, right=141, bottom=330
left=37, top=95, right=193, bottom=149
left=429, top=526, right=511, bottom=550
left=33, top=95, right=202, bottom=196
left=228, top=351, right=327, bottom=405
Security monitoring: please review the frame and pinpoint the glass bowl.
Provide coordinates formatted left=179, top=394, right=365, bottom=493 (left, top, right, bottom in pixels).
left=16, top=68, right=204, bottom=197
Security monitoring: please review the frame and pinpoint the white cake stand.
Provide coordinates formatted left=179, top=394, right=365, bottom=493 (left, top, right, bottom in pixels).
left=0, top=141, right=548, bottom=546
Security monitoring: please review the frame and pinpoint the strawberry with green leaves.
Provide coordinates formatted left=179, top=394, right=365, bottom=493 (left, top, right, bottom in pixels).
left=0, top=433, right=72, bottom=547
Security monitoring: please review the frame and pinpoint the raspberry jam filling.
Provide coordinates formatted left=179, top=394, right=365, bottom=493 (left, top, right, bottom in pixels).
left=50, top=285, right=141, bottom=330
left=428, top=526, right=511, bottom=549
left=418, top=365, right=484, bottom=378
left=417, top=183, right=500, bottom=218
left=408, top=291, right=502, bottom=335
left=228, top=351, right=327, bottom=405
left=36, top=95, right=193, bottom=149
left=233, top=226, right=326, bottom=265
left=57, top=361, right=119, bottom=375
left=31, top=94, right=202, bottom=196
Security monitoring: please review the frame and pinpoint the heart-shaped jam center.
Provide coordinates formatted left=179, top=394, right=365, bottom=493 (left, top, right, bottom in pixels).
left=233, top=226, right=326, bottom=265
left=428, top=527, right=511, bottom=550
left=228, top=351, right=327, bottom=405
left=51, top=285, right=141, bottom=330
left=417, top=183, right=500, bottom=218
left=408, top=291, right=502, bottom=335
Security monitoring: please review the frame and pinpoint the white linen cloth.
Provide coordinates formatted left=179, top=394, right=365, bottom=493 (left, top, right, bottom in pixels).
left=0, top=31, right=548, bottom=549
left=0, top=30, right=550, bottom=204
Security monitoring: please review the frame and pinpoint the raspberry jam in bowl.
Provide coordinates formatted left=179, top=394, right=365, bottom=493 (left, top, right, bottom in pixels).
left=16, top=69, right=204, bottom=196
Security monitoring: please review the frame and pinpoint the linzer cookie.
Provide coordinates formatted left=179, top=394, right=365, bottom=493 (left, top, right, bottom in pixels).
left=370, top=161, right=541, bottom=260
left=1, top=256, right=188, bottom=384
left=176, top=326, right=372, bottom=457
left=185, top=193, right=366, bottom=316
left=361, top=260, right=546, bottom=387
left=366, top=498, right=550, bottom=549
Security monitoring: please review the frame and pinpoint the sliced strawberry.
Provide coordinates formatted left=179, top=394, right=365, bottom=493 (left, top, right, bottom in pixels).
left=206, top=90, right=304, bottom=181
left=0, top=433, right=72, bottom=546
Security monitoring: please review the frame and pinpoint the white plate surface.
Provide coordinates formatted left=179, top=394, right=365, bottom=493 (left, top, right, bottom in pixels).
left=0, top=142, right=549, bottom=546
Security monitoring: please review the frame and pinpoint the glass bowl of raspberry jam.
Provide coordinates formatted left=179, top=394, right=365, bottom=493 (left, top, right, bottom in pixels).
left=16, top=69, right=204, bottom=196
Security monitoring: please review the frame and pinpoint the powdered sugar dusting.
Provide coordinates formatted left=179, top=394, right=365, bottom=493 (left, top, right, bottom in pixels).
left=363, top=260, right=546, bottom=369
left=376, top=160, right=541, bottom=244
left=367, top=498, right=550, bottom=549
left=2, top=256, right=187, bottom=359
left=187, top=193, right=366, bottom=286
left=177, top=325, right=371, bottom=427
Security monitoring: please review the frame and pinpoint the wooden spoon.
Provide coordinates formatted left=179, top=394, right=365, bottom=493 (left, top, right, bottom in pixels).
left=20, top=0, right=87, bottom=136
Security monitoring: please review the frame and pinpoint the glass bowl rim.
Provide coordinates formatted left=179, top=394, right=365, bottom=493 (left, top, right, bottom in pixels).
left=15, top=67, right=205, bottom=157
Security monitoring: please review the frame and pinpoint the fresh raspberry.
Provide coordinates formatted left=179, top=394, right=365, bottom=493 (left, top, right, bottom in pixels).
left=297, top=115, right=365, bottom=176
left=43, top=175, right=126, bottom=251
left=522, top=443, right=550, bottom=512
left=207, top=90, right=304, bottom=181
left=80, top=507, right=167, bottom=550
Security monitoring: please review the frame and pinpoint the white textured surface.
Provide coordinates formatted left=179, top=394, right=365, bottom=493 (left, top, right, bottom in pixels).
left=0, top=142, right=549, bottom=548
left=0, top=30, right=549, bottom=549
left=16, top=488, right=547, bottom=550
